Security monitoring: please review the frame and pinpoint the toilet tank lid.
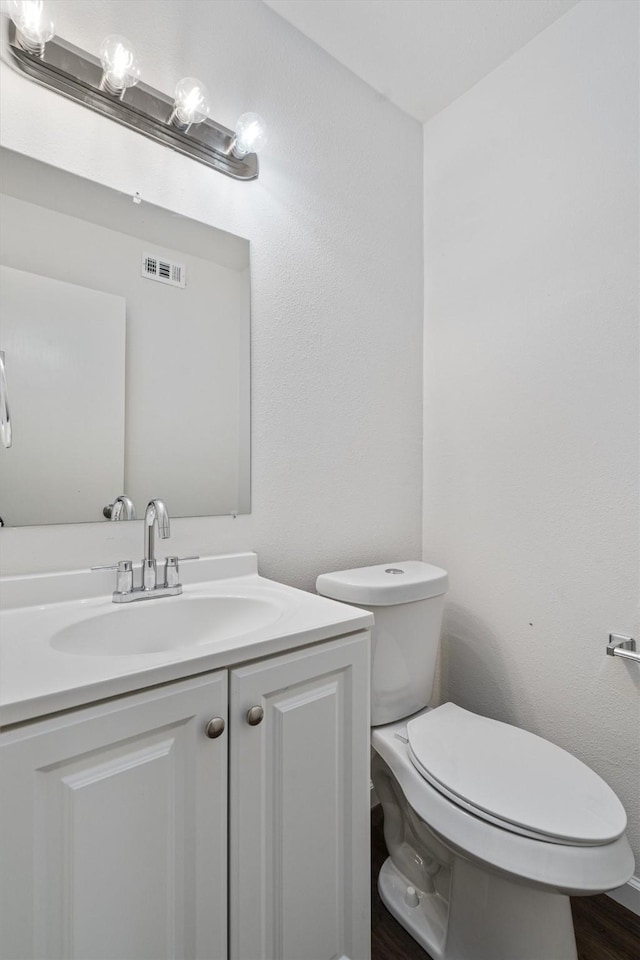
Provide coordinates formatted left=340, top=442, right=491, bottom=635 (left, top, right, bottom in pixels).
left=316, top=561, right=448, bottom=606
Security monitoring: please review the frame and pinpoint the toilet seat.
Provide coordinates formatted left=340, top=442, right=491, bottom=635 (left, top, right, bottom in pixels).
left=406, top=703, right=627, bottom=846
left=372, top=714, right=634, bottom=896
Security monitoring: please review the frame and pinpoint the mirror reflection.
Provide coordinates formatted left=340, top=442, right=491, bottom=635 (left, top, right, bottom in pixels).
left=0, top=148, right=251, bottom=526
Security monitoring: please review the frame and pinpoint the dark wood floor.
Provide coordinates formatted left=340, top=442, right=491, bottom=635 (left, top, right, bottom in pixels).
left=371, top=805, right=640, bottom=960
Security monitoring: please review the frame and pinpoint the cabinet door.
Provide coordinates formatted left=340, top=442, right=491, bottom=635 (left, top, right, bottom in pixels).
left=0, top=672, right=227, bottom=960
left=230, top=632, right=371, bottom=960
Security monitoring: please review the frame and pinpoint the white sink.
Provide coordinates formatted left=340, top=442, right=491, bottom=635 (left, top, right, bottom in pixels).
left=50, top=595, right=284, bottom=656
left=1, top=553, right=375, bottom=725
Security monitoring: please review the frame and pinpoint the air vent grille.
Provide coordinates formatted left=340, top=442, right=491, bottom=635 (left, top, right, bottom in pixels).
left=141, top=253, right=186, bottom=288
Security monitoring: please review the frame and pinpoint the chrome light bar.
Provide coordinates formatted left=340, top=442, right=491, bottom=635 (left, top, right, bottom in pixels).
left=4, top=20, right=259, bottom=181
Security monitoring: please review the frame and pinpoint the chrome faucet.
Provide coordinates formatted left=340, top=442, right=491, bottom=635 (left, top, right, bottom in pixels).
left=143, top=498, right=170, bottom=590
left=104, top=495, right=137, bottom=521
left=92, top=498, right=198, bottom=602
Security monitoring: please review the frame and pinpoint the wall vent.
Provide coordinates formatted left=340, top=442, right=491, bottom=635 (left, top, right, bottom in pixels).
left=141, top=252, right=186, bottom=288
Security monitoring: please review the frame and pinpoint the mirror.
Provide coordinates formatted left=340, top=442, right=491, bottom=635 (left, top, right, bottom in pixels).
left=0, top=148, right=250, bottom=526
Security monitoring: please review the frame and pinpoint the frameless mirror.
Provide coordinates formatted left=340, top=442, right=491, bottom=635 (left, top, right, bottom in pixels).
left=0, top=148, right=250, bottom=526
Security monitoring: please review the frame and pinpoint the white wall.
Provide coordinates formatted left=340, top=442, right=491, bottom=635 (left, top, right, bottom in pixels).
left=0, top=0, right=424, bottom=586
left=423, top=0, right=639, bottom=872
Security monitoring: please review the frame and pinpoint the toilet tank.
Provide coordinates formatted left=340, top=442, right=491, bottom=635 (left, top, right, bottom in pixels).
left=316, top=561, right=449, bottom=726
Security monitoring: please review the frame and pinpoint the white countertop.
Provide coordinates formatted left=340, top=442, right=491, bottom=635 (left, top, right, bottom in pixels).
left=0, top=553, right=373, bottom=726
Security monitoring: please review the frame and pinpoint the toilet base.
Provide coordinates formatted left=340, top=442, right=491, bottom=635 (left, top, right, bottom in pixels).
left=378, top=856, right=447, bottom=957
left=378, top=854, right=579, bottom=960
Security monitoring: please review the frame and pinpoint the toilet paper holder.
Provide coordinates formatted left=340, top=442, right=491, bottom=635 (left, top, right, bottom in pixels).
left=606, top=634, right=639, bottom=663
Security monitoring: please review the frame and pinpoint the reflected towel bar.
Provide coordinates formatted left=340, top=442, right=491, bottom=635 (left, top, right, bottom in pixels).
left=606, top=634, right=640, bottom=663
left=0, top=350, right=12, bottom=449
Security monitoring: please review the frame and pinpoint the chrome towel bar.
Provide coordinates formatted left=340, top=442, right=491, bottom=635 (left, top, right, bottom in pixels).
left=606, top=634, right=640, bottom=663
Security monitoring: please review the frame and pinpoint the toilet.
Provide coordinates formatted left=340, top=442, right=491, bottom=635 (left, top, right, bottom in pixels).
left=316, top=561, right=634, bottom=960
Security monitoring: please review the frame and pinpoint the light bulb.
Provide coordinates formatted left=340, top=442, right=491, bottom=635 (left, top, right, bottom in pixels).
left=232, top=112, right=267, bottom=158
left=8, top=0, right=55, bottom=56
left=170, top=77, right=210, bottom=129
left=99, top=35, right=140, bottom=96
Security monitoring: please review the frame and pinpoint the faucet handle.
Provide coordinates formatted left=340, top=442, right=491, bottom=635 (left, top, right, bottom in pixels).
left=91, top=560, right=134, bottom=596
left=164, top=555, right=199, bottom=588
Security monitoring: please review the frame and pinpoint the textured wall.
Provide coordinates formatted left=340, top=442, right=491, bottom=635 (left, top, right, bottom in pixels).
left=423, top=0, right=639, bottom=871
left=0, top=0, right=424, bottom=588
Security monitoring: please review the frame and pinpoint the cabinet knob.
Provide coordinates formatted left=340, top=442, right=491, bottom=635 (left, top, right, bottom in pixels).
left=205, top=717, right=226, bottom=739
left=246, top=705, right=264, bottom=726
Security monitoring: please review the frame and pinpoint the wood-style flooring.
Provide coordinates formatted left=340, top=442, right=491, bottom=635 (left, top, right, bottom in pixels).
left=371, top=805, right=640, bottom=960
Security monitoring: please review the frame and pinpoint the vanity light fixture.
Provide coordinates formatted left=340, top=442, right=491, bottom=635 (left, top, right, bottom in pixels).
left=7, top=0, right=54, bottom=56
left=4, top=1, right=266, bottom=180
left=231, top=112, right=268, bottom=159
left=169, top=77, right=210, bottom=131
left=98, top=34, right=140, bottom=98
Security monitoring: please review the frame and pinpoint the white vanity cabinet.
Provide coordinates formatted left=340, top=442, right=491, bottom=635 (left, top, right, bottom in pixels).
left=0, top=631, right=370, bottom=960
left=230, top=632, right=370, bottom=960
left=0, top=671, right=229, bottom=960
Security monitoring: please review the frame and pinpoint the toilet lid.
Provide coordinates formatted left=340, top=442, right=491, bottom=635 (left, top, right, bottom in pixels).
left=406, top=704, right=627, bottom=846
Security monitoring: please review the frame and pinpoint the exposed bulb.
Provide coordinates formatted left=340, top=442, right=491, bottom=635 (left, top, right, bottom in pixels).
left=171, top=77, right=210, bottom=129
left=232, top=112, right=267, bottom=158
left=99, top=34, right=140, bottom=96
left=8, top=0, right=55, bottom=56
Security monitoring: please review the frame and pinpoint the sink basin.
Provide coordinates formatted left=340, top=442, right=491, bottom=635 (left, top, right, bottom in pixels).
left=50, top=595, right=284, bottom=656
left=0, top=553, right=376, bottom=727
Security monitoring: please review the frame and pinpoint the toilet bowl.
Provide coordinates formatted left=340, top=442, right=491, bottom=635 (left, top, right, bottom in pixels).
left=316, top=561, right=634, bottom=960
